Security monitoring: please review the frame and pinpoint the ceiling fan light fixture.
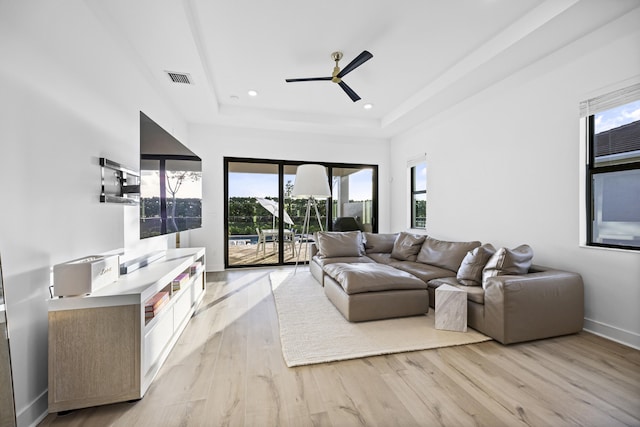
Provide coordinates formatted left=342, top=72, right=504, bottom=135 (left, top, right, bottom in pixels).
left=363, top=103, right=373, bottom=110
left=285, top=50, right=373, bottom=102
left=248, top=90, right=258, bottom=97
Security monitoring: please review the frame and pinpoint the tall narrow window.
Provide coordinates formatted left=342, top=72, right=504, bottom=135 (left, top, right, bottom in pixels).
left=583, top=84, right=640, bottom=250
left=410, top=160, right=427, bottom=229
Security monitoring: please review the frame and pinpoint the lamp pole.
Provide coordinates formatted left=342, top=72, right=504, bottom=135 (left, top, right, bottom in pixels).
left=291, top=164, right=331, bottom=274
left=295, top=196, right=324, bottom=272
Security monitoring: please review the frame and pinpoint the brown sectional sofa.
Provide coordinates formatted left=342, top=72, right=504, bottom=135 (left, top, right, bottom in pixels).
left=310, top=231, right=584, bottom=344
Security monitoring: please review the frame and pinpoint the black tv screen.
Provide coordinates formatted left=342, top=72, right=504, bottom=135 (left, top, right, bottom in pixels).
left=140, top=112, right=202, bottom=239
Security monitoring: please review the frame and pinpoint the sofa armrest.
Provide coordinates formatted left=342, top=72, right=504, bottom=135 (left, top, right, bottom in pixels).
left=483, top=270, right=584, bottom=344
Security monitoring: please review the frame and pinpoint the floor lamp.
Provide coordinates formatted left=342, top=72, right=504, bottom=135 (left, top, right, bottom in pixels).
left=292, top=164, right=331, bottom=272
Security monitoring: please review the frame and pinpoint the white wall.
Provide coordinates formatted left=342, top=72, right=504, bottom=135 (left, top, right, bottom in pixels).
left=0, top=2, right=189, bottom=425
left=188, top=125, right=390, bottom=271
left=389, top=9, right=640, bottom=348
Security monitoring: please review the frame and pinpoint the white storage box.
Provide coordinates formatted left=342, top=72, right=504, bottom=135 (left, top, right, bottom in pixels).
left=53, top=255, right=119, bottom=297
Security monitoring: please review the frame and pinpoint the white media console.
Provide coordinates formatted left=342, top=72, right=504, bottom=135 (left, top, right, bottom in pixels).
left=48, top=248, right=206, bottom=413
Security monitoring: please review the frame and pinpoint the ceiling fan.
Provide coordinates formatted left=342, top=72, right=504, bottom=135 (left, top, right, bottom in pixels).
left=285, top=50, right=373, bottom=102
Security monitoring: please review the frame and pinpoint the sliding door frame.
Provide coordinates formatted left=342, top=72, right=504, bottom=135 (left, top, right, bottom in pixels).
left=224, top=157, right=378, bottom=269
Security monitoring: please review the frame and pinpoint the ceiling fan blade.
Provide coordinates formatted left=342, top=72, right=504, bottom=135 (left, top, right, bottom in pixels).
left=285, top=77, right=332, bottom=82
left=336, top=50, right=373, bottom=78
left=338, top=81, right=361, bottom=102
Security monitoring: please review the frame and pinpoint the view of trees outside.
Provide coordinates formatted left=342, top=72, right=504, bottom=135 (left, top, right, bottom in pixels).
left=228, top=179, right=327, bottom=238
left=414, top=196, right=426, bottom=229
left=141, top=197, right=202, bottom=237
left=140, top=170, right=202, bottom=238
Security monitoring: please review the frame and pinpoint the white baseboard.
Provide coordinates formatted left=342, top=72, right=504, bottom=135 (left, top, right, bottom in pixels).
left=16, top=388, right=48, bottom=427
left=583, top=317, right=640, bottom=350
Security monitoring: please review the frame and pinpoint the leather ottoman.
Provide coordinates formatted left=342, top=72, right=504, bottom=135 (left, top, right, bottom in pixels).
left=322, top=263, right=429, bottom=322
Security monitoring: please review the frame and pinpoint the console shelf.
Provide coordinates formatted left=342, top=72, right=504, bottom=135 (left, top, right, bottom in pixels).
left=47, top=248, right=206, bottom=413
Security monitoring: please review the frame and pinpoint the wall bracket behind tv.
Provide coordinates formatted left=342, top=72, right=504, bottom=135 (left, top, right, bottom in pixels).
left=100, top=157, right=140, bottom=205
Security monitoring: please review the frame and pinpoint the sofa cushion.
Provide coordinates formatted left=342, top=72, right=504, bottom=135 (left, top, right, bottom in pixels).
left=427, top=277, right=485, bottom=304
left=316, top=231, right=364, bottom=258
left=365, top=253, right=396, bottom=265
left=456, top=243, right=496, bottom=286
left=323, top=262, right=427, bottom=295
left=312, top=255, right=374, bottom=267
left=364, top=232, right=398, bottom=254
left=389, top=260, right=456, bottom=282
left=390, top=232, right=426, bottom=261
left=482, top=244, right=534, bottom=286
left=416, top=236, right=481, bottom=272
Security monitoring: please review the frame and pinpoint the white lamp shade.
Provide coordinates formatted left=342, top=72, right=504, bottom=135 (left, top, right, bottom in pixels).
left=291, top=164, right=331, bottom=198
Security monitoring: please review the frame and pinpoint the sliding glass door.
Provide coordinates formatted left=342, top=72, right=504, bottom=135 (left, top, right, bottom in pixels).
left=331, top=167, right=375, bottom=232
left=226, top=161, right=285, bottom=267
left=225, top=158, right=377, bottom=268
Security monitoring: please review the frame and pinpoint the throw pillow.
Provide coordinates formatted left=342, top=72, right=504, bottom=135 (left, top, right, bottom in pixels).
left=390, top=232, right=426, bottom=261
left=363, top=232, right=399, bottom=254
left=456, top=243, right=496, bottom=286
left=482, top=244, right=534, bottom=287
left=416, top=236, right=482, bottom=272
left=316, top=231, right=364, bottom=258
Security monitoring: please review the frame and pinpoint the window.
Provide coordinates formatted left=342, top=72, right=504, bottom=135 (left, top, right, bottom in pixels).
left=410, top=160, right=426, bottom=229
left=583, top=84, right=640, bottom=250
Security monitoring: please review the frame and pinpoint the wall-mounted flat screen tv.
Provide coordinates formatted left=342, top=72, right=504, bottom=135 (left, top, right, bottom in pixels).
left=140, top=112, right=202, bottom=239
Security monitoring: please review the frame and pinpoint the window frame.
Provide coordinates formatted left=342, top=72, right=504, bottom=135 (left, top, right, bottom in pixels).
left=410, top=161, right=426, bottom=229
left=585, top=104, right=640, bottom=251
left=224, top=157, right=379, bottom=268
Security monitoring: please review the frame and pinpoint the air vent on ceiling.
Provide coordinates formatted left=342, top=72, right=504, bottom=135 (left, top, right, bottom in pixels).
left=165, top=71, right=193, bottom=85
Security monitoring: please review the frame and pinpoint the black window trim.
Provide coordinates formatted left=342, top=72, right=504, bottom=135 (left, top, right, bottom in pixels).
left=410, top=163, right=426, bottom=229
left=585, top=115, right=640, bottom=251
left=224, top=157, right=379, bottom=268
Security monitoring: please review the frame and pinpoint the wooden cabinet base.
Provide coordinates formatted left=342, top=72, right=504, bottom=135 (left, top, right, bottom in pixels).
left=48, top=248, right=205, bottom=413
left=48, top=305, right=141, bottom=412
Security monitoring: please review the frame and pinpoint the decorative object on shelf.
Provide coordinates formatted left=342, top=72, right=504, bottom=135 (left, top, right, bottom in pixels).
left=292, top=164, right=331, bottom=272
left=144, top=291, right=170, bottom=321
left=189, top=261, right=202, bottom=275
left=172, top=273, right=189, bottom=292
left=53, top=254, right=119, bottom=297
left=100, top=157, right=140, bottom=205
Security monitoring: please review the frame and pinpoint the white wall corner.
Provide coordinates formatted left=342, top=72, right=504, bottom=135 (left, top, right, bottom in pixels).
left=17, top=388, right=47, bottom=427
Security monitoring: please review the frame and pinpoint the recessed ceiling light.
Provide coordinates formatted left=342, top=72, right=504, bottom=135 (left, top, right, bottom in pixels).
left=363, top=103, right=373, bottom=110
left=248, top=90, right=258, bottom=97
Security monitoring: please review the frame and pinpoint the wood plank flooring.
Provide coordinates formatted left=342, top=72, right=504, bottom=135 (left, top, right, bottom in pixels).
left=228, top=243, right=297, bottom=266
left=39, top=268, right=640, bottom=427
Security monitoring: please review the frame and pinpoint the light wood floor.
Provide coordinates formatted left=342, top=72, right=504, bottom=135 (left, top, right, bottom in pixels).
left=40, top=268, right=640, bottom=427
left=228, top=243, right=298, bottom=266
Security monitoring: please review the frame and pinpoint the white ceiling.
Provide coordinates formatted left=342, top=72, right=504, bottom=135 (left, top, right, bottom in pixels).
left=90, top=0, right=640, bottom=139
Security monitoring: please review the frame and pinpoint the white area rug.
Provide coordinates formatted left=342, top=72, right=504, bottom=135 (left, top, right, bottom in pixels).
left=270, top=270, right=492, bottom=367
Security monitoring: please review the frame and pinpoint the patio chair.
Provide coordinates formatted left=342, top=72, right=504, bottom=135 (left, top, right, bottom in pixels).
left=284, top=228, right=296, bottom=256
